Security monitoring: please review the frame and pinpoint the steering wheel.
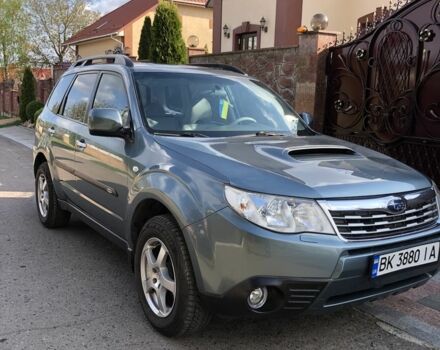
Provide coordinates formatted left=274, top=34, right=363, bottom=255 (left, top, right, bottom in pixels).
left=230, top=117, right=257, bottom=126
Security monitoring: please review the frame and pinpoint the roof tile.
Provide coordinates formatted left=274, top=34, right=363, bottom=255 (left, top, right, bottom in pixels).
left=64, top=0, right=208, bottom=45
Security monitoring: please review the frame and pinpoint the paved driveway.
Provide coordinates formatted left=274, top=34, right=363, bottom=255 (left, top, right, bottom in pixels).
left=0, top=132, right=435, bottom=350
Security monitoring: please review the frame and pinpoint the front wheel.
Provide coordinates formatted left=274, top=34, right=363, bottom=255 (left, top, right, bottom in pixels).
left=135, top=215, right=211, bottom=337
left=35, top=162, right=71, bottom=228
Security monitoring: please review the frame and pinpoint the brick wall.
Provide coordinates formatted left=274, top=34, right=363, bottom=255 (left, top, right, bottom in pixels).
left=190, top=33, right=337, bottom=131
left=53, top=63, right=70, bottom=84
left=0, top=79, right=55, bottom=117
left=36, top=79, right=53, bottom=104
left=0, top=82, right=19, bottom=117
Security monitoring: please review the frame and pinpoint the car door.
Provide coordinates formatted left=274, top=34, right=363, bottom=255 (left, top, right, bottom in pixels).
left=44, top=74, right=81, bottom=200
left=71, top=72, right=131, bottom=236
left=52, top=73, right=99, bottom=201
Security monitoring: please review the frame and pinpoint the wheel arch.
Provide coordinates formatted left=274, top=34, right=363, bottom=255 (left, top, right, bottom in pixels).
left=33, top=152, right=48, bottom=177
left=127, top=192, right=205, bottom=291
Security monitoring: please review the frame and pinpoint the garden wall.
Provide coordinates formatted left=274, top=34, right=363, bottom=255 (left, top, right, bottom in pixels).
left=190, top=32, right=336, bottom=131
left=191, top=46, right=299, bottom=106
left=0, top=79, right=54, bottom=117
left=0, top=82, right=19, bottom=117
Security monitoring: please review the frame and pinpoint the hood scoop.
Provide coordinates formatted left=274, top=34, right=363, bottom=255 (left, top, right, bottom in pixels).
left=288, top=146, right=360, bottom=161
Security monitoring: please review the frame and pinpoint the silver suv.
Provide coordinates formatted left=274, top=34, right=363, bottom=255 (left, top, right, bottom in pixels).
left=33, top=55, right=440, bottom=337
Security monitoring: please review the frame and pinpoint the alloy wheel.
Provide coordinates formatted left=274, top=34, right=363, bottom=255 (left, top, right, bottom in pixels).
left=37, top=173, right=49, bottom=218
left=140, top=237, right=177, bottom=318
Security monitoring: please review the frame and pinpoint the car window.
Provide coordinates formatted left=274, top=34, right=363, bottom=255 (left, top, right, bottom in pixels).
left=62, top=74, right=98, bottom=123
left=93, top=74, right=130, bottom=126
left=47, top=75, right=75, bottom=114
left=134, top=72, right=312, bottom=137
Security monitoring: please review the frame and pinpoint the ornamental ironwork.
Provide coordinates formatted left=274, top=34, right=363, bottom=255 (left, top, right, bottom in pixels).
left=324, top=0, right=440, bottom=184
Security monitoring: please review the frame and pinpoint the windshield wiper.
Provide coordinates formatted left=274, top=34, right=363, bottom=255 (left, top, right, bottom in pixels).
left=154, top=131, right=209, bottom=138
left=180, top=132, right=210, bottom=138
left=255, top=131, right=286, bottom=137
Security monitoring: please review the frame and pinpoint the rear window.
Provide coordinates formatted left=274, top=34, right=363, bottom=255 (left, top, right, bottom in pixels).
left=62, top=74, right=98, bottom=123
left=47, top=75, right=74, bottom=114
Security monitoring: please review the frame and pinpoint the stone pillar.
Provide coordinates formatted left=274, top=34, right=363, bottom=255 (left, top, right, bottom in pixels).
left=295, top=32, right=337, bottom=132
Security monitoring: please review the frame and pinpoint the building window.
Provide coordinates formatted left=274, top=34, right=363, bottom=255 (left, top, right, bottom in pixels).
left=237, top=32, right=258, bottom=51
left=233, top=22, right=261, bottom=52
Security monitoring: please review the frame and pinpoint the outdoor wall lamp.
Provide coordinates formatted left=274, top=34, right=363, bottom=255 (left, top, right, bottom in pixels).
left=223, top=24, right=230, bottom=38
left=260, top=17, right=268, bottom=33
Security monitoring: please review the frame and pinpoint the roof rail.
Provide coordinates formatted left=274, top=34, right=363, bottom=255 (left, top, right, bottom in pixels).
left=189, top=63, right=246, bottom=75
left=70, top=55, right=134, bottom=69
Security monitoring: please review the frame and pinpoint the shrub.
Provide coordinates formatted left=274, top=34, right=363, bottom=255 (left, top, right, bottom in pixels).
left=151, top=1, right=187, bottom=64
left=26, top=100, right=44, bottom=122
left=34, top=107, right=44, bottom=121
left=138, top=16, right=153, bottom=61
left=19, top=67, right=36, bottom=122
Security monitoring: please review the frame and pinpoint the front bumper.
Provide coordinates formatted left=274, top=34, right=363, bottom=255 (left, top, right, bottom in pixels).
left=184, top=207, right=440, bottom=317
left=200, top=262, right=437, bottom=317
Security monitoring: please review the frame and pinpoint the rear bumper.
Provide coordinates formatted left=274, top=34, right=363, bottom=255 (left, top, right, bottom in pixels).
left=185, top=208, right=440, bottom=317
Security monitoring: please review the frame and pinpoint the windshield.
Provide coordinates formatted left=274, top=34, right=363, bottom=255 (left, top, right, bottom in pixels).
left=134, top=72, right=312, bottom=137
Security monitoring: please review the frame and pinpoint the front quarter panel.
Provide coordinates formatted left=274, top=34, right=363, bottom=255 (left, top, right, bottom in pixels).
left=125, top=139, right=228, bottom=245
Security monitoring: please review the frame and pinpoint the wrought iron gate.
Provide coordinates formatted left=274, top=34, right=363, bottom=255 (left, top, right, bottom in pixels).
left=325, top=0, right=440, bottom=184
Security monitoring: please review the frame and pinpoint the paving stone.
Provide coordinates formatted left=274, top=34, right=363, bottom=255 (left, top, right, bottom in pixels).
left=419, top=294, right=440, bottom=312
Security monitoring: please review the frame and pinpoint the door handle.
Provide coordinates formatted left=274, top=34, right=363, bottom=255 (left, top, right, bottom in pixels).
left=48, top=127, right=55, bottom=136
left=75, top=139, right=87, bottom=150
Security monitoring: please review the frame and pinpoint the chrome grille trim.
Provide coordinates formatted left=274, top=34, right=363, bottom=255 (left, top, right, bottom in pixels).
left=336, top=209, right=438, bottom=228
left=319, top=189, right=439, bottom=241
left=332, top=203, right=437, bottom=220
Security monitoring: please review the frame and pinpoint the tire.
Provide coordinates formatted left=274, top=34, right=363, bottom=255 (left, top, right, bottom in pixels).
left=35, top=162, right=71, bottom=228
left=135, top=214, right=211, bottom=337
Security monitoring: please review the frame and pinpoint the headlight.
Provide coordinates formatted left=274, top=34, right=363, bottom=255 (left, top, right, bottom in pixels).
left=225, top=186, right=335, bottom=234
left=433, top=182, right=440, bottom=220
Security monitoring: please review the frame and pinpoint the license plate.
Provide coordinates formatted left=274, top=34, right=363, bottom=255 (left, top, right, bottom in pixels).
left=371, top=242, right=439, bottom=278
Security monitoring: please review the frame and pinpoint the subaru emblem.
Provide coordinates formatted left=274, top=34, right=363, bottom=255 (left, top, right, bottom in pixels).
left=387, top=198, right=407, bottom=213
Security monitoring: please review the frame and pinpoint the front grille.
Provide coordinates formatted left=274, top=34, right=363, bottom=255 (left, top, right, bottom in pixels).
left=322, top=189, right=439, bottom=241
left=284, top=283, right=326, bottom=310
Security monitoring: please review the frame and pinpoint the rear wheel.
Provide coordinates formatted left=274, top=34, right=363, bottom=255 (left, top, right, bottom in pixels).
left=135, top=214, right=211, bottom=337
left=35, top=162, right=71, bottom=228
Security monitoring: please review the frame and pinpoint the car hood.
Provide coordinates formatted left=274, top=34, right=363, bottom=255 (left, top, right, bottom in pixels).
left=155, top=134, right=431, bottom=199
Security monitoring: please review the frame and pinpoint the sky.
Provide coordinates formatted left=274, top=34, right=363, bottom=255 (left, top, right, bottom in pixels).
left=88, top=0, right=128, bottom=15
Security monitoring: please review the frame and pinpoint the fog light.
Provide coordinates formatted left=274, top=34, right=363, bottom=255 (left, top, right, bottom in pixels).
left=248, top=287, right=268, bottom=309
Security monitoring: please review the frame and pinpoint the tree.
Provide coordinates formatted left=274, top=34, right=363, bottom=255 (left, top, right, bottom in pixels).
left=138, top=17, right=153, bottom=61
left=26, top=0, right=100, bottom=64
left=19, top=68, right=36, bottom=122
left=151, top=1, right=187, bottom=64
left=0, top=0, right=29, bottom=81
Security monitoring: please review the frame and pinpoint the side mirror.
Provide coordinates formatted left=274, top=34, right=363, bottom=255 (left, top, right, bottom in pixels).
left=299, top=112, right=314, bottom=127
left=88, top=108, right=125, bottom=138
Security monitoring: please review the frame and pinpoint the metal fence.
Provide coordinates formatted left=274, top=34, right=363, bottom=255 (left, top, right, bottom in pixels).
left=324, top=0, right=440, bottom=184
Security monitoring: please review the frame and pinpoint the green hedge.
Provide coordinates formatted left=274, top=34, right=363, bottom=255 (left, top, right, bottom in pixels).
left=26, top=101, right=44, bottom=123
left=34, top=107, right=44, bottom=121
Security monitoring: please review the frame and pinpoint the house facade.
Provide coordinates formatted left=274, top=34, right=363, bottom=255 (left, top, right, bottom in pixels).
left=64, top=0, right=213, bottom=59
left=208, top=0, right=387, bottom=53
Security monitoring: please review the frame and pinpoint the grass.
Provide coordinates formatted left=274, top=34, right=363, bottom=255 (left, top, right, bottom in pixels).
left=0, top=115, right=11, bottom=120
